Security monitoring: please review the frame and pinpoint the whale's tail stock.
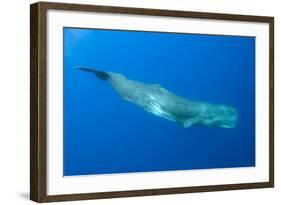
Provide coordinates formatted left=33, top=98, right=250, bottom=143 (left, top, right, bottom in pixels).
left=77, top=67, right=110, bottom=81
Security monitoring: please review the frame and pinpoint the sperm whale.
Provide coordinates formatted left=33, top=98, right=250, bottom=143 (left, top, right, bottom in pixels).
left=78, top=67, right=238, bottom=128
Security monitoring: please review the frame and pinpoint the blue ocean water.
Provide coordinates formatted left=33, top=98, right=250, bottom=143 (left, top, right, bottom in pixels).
left=63, top=27, right=255, bottom=176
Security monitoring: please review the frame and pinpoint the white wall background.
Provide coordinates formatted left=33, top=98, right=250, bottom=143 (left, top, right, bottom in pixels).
left=0, top=0, right=279, bottom=204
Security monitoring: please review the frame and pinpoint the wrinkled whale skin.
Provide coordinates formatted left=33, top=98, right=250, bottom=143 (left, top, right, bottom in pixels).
left=78, top=67, right=238, bottom=128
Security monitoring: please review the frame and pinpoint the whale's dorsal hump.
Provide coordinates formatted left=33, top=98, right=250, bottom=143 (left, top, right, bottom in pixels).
left=150, top=83, right=165, bottom=90
left=152, top=83, right=161, bottom=88
left=149, top=83, right=170, bottom=94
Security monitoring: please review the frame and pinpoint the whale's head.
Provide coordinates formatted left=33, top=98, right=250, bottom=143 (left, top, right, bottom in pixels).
left=196, top=104, right=238, bottom=128
left=216, top=105, right=238, bottom=128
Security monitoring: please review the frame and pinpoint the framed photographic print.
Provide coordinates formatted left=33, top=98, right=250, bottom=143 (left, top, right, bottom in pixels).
left=30, top=1, right=274, bottom=202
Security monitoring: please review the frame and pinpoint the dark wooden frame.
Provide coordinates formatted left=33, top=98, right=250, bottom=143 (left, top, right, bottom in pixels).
left=30, top=1, right=274, bottom=203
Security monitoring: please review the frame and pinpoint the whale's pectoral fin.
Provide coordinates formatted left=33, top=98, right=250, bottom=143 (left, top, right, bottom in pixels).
left=183, top=121, right=194, bottom=128
left=77, top=67, right=109, bottom=81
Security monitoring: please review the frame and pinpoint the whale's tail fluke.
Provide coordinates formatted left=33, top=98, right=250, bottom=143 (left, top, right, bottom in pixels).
left=77, top=67, right=110, bottom=81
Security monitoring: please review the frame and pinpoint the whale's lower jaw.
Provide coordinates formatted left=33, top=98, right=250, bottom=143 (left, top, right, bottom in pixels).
left=182, top=121, right=237, bottom=128
left=221, top=125, right=235, bottom=128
